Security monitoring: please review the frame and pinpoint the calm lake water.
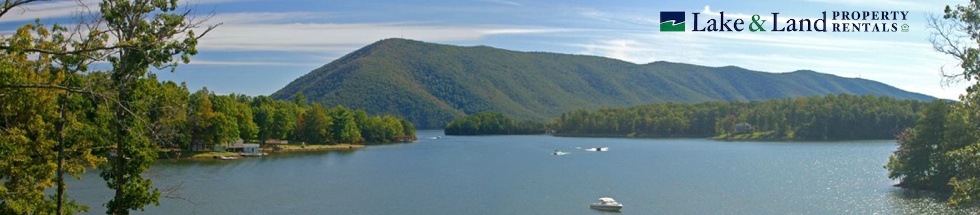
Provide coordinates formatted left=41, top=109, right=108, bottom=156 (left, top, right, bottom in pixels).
left=69, top=130, right=978, bottom=214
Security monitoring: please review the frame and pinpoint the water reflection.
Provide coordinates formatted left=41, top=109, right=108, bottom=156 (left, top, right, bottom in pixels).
left=887, top=189, right=978, bottom=214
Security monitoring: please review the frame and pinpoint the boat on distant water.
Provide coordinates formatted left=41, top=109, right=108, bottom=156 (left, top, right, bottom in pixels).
left=553, top=150, right=570, bottom=156
left=215, top=155, right=240, bottom=160
left=584, top=147, right=609, bottom=152
left=589, top=197, right=623, bottom=211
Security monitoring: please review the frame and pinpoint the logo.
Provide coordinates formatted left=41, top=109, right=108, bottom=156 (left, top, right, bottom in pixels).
left=683, top=11, right=909, bottom=33
left=660, top=11, right=686, bottom=32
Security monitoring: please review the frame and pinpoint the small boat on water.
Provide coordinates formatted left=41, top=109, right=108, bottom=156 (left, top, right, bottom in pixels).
left=553, top=150, right=570, bottom=156
left=215, top=155, right=240, bottom=160
left=584, top=147, right=609, bottom=152
left=590, top=197, right=623, bottom=212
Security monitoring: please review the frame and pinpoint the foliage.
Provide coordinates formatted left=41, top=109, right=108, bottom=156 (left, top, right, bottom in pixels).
left=0, top=22, right=110, bottom=214
left=329, top=106, right=362, bottom=144
left=272, top=38, right=935, bottom=128
left=884, top=1, right=980, bottom=207
left=552, top=94, right=923, bottom=140
left=296, top=103, right=332, bottom=144
left=885, top=101, right=964, bottom=192
left=0, top=0, right=218, bottom=214
left=445, top=112, right=545, bottom=135
left=0, top=1, right=417, bottom=214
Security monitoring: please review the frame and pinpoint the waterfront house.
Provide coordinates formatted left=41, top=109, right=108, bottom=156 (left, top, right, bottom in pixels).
left=224, top=143, right=261, bottom=154
left=735, top=122, right=754, bottom=134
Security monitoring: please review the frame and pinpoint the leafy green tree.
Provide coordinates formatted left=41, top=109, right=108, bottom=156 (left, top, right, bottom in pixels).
left=331, top=106, right=362, bottom=144
left=885, top=1, right=980, bottom=206
left=209, top=93, right=243, bottom=145
left=400, top=118, right=416, bottom=140
left=147, top=81, right=191, bottom=150
left=188, top=89, right=215, bottom=148
left=872, top=1, right=980, bottom=207
left=885, top=101, right=956, bottom=191
left=271, top=103, right=299, bottom=141
left=94, top=1, right=217, bottom=213
left=0, top=7, right=114, bottom=214
left=297, top=103, right=332, bottom=144
left=227, top=94, right=259, bottom=141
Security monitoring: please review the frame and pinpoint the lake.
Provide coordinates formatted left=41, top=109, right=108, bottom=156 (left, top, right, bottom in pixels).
left=69, top=130, right=977, bottom=214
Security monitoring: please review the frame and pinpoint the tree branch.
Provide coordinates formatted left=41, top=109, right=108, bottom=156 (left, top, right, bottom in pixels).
left=0, top=0, right=47, bottom=20
left=0, top=83, right=95, bottom=94
left=0, top=45, right=133, bottom=56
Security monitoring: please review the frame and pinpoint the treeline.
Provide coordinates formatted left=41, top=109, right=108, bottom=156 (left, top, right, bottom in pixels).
left=150, top=83, right=416, bottom=150
left=445, top=112, right=545, bottom=135
left=885, top=101, right=978, bottom=203
left=553, top=94, right=924, bottom=140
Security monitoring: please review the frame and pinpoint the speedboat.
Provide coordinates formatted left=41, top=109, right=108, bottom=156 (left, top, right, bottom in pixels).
left=215, top=155, right=240, bottom=160
left=589, top=197, right=623, bottom=211
left=553, top=150, right=570, bottom=156
left=585, top=147, right=609, bottom=152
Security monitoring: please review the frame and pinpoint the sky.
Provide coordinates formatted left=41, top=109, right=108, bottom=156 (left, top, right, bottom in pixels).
left=0, top=0, right=969, bottom=99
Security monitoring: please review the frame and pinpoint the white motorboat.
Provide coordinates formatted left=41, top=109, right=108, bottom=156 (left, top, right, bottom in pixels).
left=553, top=150, right=570, bottom=156
left=584, top=147, right=609, bottom=152
left=215, top=155, right=240, bottom=160
left=589, top=197, right=623, bottom=211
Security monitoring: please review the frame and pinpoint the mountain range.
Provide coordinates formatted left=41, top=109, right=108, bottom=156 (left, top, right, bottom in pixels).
left=271, top=38, right=935, bottom=128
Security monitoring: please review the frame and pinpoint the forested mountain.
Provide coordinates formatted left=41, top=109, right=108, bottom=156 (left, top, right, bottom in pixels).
left=272, top=38, right=936, bottom=128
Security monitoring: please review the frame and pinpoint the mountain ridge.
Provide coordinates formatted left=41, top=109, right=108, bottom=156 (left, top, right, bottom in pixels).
left=272, top=38, right=935, bottom=128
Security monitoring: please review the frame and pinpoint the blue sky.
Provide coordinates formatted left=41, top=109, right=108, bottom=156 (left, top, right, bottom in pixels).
left=0, top=0, right=967, bottom=99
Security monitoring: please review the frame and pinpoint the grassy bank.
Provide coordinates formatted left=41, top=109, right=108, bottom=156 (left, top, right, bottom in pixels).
left=275, top=143, right=365, bottom=152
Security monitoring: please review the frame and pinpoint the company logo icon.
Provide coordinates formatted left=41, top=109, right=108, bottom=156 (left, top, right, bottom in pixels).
left=660, top=11, right=686, bottom=32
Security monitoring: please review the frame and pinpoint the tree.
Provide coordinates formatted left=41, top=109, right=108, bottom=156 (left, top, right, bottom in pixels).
left=297, top=103, right=332, bottom=144
left=188, top=89, right=216, bottom=148
left=885, top=101, right=955, bottom=191
left=330, top=106, right=362, bottom=144
left=0, top=4, right=116, bottom=214
left=208, top=93, right=242, bottom=145
left=94, top=1, right=217, bottom=214
left=229, top=94, right=259, bottom=141
left=147, top=81, right=191, bottom=150
left=886, top=1, right=980, bottom=207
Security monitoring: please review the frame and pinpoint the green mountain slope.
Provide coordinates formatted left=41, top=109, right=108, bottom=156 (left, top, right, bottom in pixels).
left=272, top=38, right=935, bottom=128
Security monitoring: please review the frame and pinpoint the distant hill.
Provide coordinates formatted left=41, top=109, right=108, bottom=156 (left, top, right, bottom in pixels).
left=272, top=38, right=935, bottom=128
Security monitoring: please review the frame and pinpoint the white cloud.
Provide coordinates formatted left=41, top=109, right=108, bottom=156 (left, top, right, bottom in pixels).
left=577, top=8, right=659, bottom=26
left=479, top=0, right=522, bottom=7
left=188, top=59, right=310, bottom=66
left=0, top=0, right=98, bottom=23
left=207, top=12, right=321, bottom=24
left=804, top=0, right=952, bottom=11
left=197, top=21, right=570, bottom=52
left=0, top=0, right=243, bottom=23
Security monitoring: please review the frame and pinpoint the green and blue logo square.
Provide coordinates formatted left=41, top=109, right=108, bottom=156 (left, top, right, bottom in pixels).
left=660, top=11, right=685, bottom=32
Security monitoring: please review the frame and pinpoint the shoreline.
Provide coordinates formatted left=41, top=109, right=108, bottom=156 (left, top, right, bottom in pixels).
left=158, top=144, right=367, bottom=160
